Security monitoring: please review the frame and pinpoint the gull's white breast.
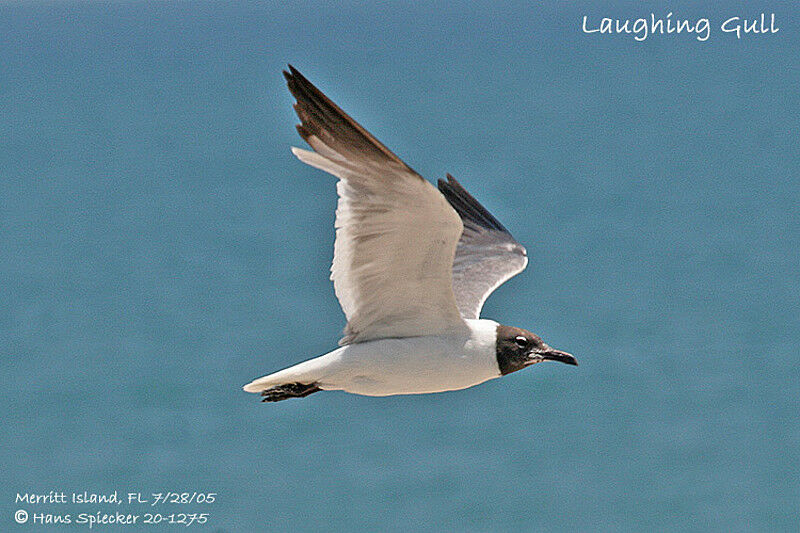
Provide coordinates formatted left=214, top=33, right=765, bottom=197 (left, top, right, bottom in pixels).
left=313, top=319, right=501, bottom=396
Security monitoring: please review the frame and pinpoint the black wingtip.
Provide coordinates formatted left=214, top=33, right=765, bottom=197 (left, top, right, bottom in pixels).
left=280, top=63, right=420, bottom=176
left=296, top=124, right=312, bottom=142
left=443, top=173, right=460, bottom=188
left=283, top=65, right=306, bottom=95
left=285, top=64, right=311, bottom=87
left=283, top=63, right=297, bottom=80
left=438, top=174, right=510, bottom=234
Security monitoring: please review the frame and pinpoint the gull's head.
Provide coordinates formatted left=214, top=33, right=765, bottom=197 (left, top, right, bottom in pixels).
left=495, top=325, right=577, bottom=375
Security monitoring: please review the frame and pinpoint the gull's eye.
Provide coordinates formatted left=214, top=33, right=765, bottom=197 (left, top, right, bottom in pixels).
left=514, top=336, right=529, bottom=349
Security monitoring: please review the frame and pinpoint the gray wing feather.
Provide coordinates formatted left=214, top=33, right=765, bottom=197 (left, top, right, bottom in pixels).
left=285, top=66, right=466, bottom=344
left=438, top=174, right=528, bottom=319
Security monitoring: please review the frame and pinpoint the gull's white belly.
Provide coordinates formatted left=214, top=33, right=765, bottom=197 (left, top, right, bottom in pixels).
left=315, top=321, right=501, bottom=396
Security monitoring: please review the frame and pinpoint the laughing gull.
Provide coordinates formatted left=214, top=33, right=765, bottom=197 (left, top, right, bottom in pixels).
left=244, top=65, right=576, bottom=402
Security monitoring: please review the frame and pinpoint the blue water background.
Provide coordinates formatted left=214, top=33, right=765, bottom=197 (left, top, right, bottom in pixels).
left=2, top=1, right=799, bottom=530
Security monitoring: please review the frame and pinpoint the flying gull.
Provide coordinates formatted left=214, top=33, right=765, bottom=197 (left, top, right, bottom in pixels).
left=244, top=65, right=576, bottom=401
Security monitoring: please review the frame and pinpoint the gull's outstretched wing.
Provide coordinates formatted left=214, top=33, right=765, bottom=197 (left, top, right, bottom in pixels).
left=438, top=174, right=528, bottom=319
left=284, top=65, right=466, bottom=344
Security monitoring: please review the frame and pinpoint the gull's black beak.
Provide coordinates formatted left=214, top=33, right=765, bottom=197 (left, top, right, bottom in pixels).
left=540, top=348, right=578, bottom=366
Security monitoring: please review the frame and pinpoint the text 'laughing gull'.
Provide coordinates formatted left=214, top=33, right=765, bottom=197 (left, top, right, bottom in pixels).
left=244, top=65, right=577, bottom=402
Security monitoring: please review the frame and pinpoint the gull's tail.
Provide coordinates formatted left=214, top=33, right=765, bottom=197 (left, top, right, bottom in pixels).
left=243, top=354, right=332, bottom=402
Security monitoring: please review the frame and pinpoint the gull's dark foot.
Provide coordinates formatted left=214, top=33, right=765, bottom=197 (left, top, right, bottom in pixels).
left=261, top=382, right=321, bottom=402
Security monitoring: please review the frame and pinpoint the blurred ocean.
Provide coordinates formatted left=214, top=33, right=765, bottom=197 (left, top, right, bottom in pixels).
left=2, top=1, right=798, bottom=530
